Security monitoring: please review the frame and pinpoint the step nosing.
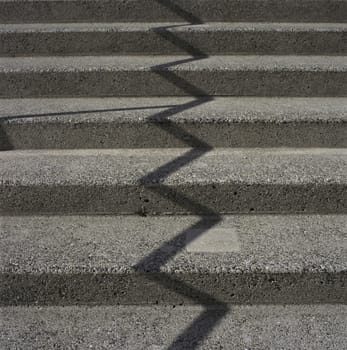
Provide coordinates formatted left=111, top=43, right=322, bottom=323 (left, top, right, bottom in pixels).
left=1, top=56, right=346, bottom=71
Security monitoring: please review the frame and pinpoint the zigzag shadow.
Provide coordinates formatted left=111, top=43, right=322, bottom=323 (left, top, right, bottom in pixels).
left=0, top=1, right=230, bottom=346
left=135, top=146, right=227, bottom=348
left=133, top=2, right=229, bottom=348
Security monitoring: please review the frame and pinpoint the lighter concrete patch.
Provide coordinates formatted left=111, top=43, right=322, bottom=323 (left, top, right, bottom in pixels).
left=185, top=227, right=240, bottom=253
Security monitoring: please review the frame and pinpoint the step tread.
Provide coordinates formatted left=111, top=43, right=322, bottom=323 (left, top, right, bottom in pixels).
left=1, top=304, right=347, bottom=349
left=1, top=214, right=346, bottom=274
left=1, top=148, right=346, bottom=186
left=1, top=55, right=347, bottom=72
left=2, top=21, right=347, bottom=32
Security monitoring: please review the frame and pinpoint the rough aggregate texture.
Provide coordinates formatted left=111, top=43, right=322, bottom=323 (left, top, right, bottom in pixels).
left=1, top=0, right=346, bottom=23
left=0, top=55, right=346, bottom=97
left=1, top=97, right=346, bottom=149
left=0, top=215, right=346, bottom=304
left=1, top=305, right=347, bottom=349
left=1, top=0, right=347, bottom=347
left=0, top=22, right=346, bottom=55
left=0, top=148, right=346, bottom=214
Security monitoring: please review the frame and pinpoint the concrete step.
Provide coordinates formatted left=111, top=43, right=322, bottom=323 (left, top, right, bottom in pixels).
left=1, top=97, right=347, bottom=150
left=1, top=0, right=346, bottom=23
left=1, top=22, right=346, bottom=56
left=1, top=305, right=347, bottom=349
left=1, top=214, right=346, bottom=305
left=0, top=148, right=346, bottom=214
left=1, top=55, right=346, bottom=97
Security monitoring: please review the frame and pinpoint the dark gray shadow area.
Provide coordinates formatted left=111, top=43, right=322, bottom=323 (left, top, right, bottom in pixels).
left=0, top=1, right=230, bottom=347
left=152, top=24, right=208, bottom=57
left=2, top=2, right=233, bottom=348
left=0, top=105, right=180, bottom=122
left=132, top=4, right=230, bottom=347
left=154, top=0, right=204, bottom=24
left=0, top=124, right=13, bottom=150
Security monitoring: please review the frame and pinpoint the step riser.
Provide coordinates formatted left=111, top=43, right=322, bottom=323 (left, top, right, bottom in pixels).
left=2, top=29, right=346, bottom=56
left=1, top=272, right=346, bottom=305
left=1, top=71, right=346, bottom=97
left=1, top=121, right=346, bottom=150
left=1, top=0, right=346, bottom=23
left=0, top=183, right=346, bottom=214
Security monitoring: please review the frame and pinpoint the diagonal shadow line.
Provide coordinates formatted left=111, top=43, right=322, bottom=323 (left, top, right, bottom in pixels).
left=136, top=103, right=226, bottom=348
left=135, top=195, right=220, bottom=272
left=167, top=308, right=229, bottom=350
left=153, top=68, right=210, bottom=97
left=0, top=104, right=182, bottom=150
left=141, top=149, right=210, bottom=185
left=137, top=272, right=230, bottom=350
left=143, top=98, right=213, bottom=148
left=151, top=56, right=207, bottom=70
left=2, top=0, right=226, bottom=346
left=152, top=24, right=208, bottom=57
left=138, top=264, right=224, bottom=305
left=130, top=2, right=230, bottom=347
left=0, top=105, right=181, bottom=122
left=154, top=0, right=204, bottom=24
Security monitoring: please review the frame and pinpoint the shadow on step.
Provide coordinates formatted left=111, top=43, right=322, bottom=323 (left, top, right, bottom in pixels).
left=4, top=2, right=340, bottom=350
left=134, top=11, right=226, bottom=349
left=2, top=271, right=346, bottom=305
left=0, top=124, right=13, bottom=150
left=0, top=104, right=180, bottom=122
left=154, top=0, right=204, bottom=24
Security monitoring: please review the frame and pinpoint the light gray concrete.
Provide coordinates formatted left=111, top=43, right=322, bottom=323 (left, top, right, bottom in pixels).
left=1, top=97, right=346, bottom=149
left=0, top=0, right=346, bottom=348
left=0, top=214, right=346, bottom=305
left=1, top=305, right=347, bottom=349
left=185, top=227, right=241, bottom=252
left=1, top=22, right=346, bottom=55
left=0, top=148, right=346, bottom=214
left=1, top=0, right=346, bottom=23
left=0, top=55, right=346, bottom=97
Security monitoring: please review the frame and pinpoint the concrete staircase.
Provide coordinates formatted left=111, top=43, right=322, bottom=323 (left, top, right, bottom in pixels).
left=0, top=0, right=346, bottom=349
